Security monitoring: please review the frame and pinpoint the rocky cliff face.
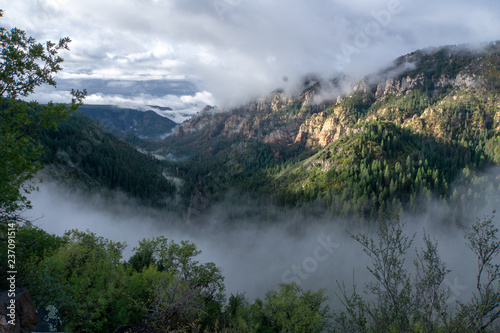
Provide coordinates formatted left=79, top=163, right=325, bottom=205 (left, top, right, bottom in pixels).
left=374, top=72, right=477, bottom=99
left=401, top=108, right=446, bottom=137
left=171, top=44, right=498, bottom=153
left=375, top=74, right=426, bottom=98
left=496, top=107, right=500, bottom=132
left=252, top=90, right=294, bottom=112
left=294, top=107, right=356, bottom=147
left=174, top=86, right=321, bottom=145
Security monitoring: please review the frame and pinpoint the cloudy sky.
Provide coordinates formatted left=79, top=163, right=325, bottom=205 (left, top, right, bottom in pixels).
left=1, top=0, right=500, bottom=118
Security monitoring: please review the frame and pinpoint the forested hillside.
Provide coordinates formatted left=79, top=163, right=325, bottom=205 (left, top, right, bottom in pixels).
left=158, top=43, right=500, bottom=222
left=37, top=111, right=177, bottom=207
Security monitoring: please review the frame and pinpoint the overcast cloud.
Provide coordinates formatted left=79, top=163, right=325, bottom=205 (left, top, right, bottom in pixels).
left=1, top=0, right=500, bottom=111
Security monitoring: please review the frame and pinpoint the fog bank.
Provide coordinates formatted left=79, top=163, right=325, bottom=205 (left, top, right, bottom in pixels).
left=23, top=171, right=500, bottom=309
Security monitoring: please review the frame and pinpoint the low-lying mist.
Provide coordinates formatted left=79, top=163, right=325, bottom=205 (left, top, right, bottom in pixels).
left=24, top=168, right=500, bottom=310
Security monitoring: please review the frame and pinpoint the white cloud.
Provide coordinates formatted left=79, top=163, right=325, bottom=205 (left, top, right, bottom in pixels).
left=25, top=83, right=213, bottom=123
left=180, top=91, right=215, bottom=106
left=83, top=91, right=214, bottom=120
left=2, top=0, right=500, bottom=108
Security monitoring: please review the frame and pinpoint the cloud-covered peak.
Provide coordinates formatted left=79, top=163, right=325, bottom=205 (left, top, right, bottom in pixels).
left=2, top=0, right=500, bottom=109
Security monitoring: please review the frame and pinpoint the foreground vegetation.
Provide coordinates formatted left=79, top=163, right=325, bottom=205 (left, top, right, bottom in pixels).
left=1, top=211, right=499, bottom=332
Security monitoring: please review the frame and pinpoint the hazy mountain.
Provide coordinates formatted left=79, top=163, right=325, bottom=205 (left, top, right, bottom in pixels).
left=157, top=42, right=500, bottom=222
left=78, top=104, right=177, bottom=140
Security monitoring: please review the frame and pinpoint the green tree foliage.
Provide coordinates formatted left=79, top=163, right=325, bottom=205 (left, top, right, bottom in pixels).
left=15, top=212, right=500, bottom=332
left=334, top=215, right=450, bottom=332
left=334, top=212, right=500, bottom=332
left=0, top=10, right=85, bottom=214
left=222, top=284, right=330, bottom=333
left=263, top=283, right=330, bottom=332
left=25, top=232, right=226, bottom=332
left=19, top=228, right=332, bottom=332
left=0, top=220, right=67, bottom=291
left=129, top=236, right=225, bottom=330
left=38, top=112, right=176, bottom=206
left=26, top=230, right=127, bottom=332
left=452, top=212, right=500, bottom=331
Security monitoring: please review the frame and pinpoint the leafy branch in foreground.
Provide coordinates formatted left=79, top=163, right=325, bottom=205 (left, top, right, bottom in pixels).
left=333, top=216, right=450, bottom=332
left=334, top=212, right=500, bottom=332
left=453, top=211, right=500, bottom=331
left=0, top=9, right=86, bottom=214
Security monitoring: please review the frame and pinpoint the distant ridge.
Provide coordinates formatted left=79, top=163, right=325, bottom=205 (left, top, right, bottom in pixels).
left=78, top=104, right=177, bottom=140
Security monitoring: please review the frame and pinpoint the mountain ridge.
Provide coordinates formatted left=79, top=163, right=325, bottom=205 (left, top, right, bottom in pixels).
left=157, top=42, right=500, bottom=222
left=78, top=104, right=177, bottom=140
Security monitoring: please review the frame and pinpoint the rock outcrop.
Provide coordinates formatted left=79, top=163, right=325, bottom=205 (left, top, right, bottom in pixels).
left=295, top=107, right=355, bottom=147
left=254, top=90, right=294, bottom=112
left=375, top=72, right=477, bottom=99
left=375, top=74, right=426, bottom=98
left=495, top=107, right=500, bottom=133
left=36, top=305, right=62, bottom=332
left=0, top=288, right=37, bottom=333
left=170, top=44, right=495, bottom=158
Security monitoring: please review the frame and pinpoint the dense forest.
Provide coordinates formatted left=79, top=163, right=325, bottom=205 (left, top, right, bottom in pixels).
left=37, top=111, right=177, bottom=208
